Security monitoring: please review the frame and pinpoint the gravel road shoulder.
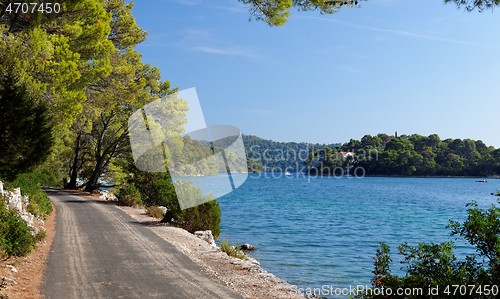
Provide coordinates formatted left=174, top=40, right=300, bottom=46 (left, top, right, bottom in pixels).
left=117, top=205, right=304, bottom=299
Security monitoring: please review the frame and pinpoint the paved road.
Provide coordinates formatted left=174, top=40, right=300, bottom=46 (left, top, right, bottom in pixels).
left=42, top=190, right=242, bottom=299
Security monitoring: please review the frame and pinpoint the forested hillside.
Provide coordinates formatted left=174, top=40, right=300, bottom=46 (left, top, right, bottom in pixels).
left=242, top=135, right=340, bottom=172
left=307, top=133, right=500, bottom=176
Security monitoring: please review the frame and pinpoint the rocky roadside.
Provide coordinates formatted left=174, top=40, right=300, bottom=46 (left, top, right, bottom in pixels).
left=0, top=182, right=55, bottom=299
left=0, top=207, right=56, bottom=299
left=116, top=205, right=305, bottom=299
left=3, top=186, right=304, bottom=299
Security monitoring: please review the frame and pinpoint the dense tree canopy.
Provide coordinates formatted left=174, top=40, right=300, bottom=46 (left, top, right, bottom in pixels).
left=0, top=75, right=53, bottom=180
left=243, top=135, right=339, bottom=172
left=0, top=0, right=114, bottom=126
left=307, top=134, right=500, bottom=176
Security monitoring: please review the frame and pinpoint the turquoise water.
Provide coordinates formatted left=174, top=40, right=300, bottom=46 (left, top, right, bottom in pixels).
left=216, top=175, right=500, bottom=297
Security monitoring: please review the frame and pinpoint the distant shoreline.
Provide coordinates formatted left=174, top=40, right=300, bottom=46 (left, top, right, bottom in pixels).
left=253, top=172, right=499, bottom=179
left=364, top=175, right=499, bottom=179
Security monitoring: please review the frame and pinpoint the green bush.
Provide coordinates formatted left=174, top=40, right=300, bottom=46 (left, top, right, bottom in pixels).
left=162, top=181, right=221, bottom=239
left=357, top=197, right=500, bottom=299
left=120, top=156, right=221, bottom=238
left=32, top=166, right=58, bottom=187
left=133, top=172, right=177, bottom=207
left=0, top=200, right=36, bottom=257
left=145, top=206, right=165, bottom=219
left=166, top=199, right=221, bottom=239
left=12, top=173, right=52, bottom=219
left=116, top=184, right=142, bottom=207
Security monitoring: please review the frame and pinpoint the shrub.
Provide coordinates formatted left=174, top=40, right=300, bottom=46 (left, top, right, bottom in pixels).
left=32, top=166, right=58, bottom=187
left=133, top=172, right=177, bottom=207
left=12, top=172, right=52, bottom=219
left=172, top=199, right=221, bottom=239
left=357, top=197, right=500, bottom=299
left=116, top=184, right=142, bottom=207
left=120, top=157, right=221, bottom=238
left=145, top=206, right=164, bottom=219
left=220, top=240, right=247, bottom=260
left=162, top=181, right=221, bottom=239
left=0, top=200, right=36, bottom=256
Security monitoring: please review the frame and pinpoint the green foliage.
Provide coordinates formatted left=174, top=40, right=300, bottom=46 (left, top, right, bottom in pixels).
left=116, top=184, right=142, bottom=207
left=238, top=0, right=362, bottom=26
left=36, top=229, right=47, bottom=242
left=219, top=239, right=247, bottom=260
left=357, top=197, right=500, bottom=298
left=0, top=200, right=36, bottom=257
left=0, top=0, right=114, bottom=126
left=145, top=206, right=165, bottom=219
left=308, top=133, right=500, bottom=176
left=448, top=200, right=500, bottom=284
left=237, top=0, right=499, bottom=26
left=243, top=135, right=339, bottom=173
left=31, top=166, right=58, bottom=187
left=118, top=155, right=222, bottom=238
left=12, top=173, right=52, bottom=219
left=0, top=75, right=53, bottom=181
left=123, top=170, right=177, bottom=208
left=445, top=0, right=500, bottom=11
left=161, top=181, right=221, bottom=238
left=166, top=196, right=222, bottom=239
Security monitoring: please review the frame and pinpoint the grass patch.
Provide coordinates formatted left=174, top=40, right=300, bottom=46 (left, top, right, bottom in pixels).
left=145, top=206, right=164, bottom=219
left=219, top=240, right=247, bottom=260
left=36, top=229, right=46, bottom=241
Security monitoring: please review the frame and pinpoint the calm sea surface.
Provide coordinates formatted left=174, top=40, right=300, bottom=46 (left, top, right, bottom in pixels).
left=214, top=175, right=500, bottom=298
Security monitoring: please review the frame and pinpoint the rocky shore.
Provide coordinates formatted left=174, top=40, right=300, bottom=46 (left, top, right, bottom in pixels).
left=116, top=204, right=305, bottom=299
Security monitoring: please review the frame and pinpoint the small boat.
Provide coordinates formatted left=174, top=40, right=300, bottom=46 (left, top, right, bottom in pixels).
left=475, top=179, right=488, bottom=183
left=285, top=170, right=292, bottom=176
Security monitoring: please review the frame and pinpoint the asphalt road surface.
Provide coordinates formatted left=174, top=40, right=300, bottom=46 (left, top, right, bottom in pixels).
left=42, top=190, right=242, bottom=299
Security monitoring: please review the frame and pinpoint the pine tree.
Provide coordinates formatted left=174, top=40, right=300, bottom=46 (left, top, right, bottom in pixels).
left=0, top=75, right=53, bottom=180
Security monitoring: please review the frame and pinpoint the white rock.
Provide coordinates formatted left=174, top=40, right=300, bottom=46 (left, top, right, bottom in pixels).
left=6, top=265, right=18, bottom=273
left=21, top=214, right=34, bottom=227
left=0, top=276, right=17, bottom=285
left=247, top=257, right=260, bottom=266
left=158, top=206, right=168, bottom=214
left=28, top=225, right=39, bottom=236
left=99, top=190, right=118, bottom=201
left=194, top=230, right=216, bottom=247
left=8, top=188, right=23, bottom=212
left=1, top=183, right=41, bottom=234
left=22, top=195, right=29, bottom=208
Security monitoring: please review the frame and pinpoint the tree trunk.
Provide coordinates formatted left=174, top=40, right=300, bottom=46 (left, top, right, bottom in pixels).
left=84, top=158, right=105, bottom=193
left=67, top=132, right=82, bottom=189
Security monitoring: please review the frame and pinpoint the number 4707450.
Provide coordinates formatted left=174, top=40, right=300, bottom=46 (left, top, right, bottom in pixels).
left=5, top=2, right=61, bottom=14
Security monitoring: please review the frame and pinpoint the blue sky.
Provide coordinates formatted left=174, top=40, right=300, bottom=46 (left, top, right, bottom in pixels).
left=132, top=0, right=500, bottom=147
